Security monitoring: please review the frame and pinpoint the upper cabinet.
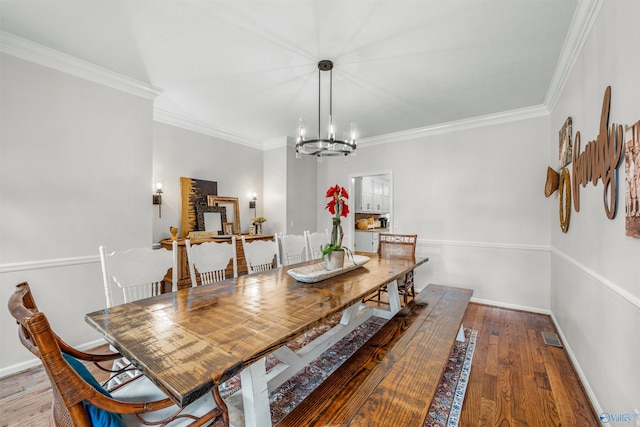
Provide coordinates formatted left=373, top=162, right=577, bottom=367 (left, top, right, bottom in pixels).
left=355, top=175, right=390, bottom=213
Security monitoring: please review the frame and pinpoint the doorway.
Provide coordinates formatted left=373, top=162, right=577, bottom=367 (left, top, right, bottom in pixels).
left=346, top=170, right=393, bottom=252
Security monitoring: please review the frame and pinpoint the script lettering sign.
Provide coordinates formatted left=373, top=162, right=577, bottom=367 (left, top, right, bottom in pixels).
left=572, top=86, right=624, bottom=219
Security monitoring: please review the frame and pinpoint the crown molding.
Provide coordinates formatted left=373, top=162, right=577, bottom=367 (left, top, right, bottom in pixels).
left=0, top=30, right=163, bottom=100
left=153, top=108, right=263, bottom=149
left=262, top=136, right=290, bottom=150
left=358, top=104, right=549, bottom=147
left=544, top=0, right=604, bottom=111
left=2, top=0, right=602, bottom=151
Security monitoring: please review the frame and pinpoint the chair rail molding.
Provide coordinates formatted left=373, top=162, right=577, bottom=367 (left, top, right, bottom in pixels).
left=551, top=247, right=640, bottom=315
left=0, top=255, right=100, bottom=273
left=418, top=238, right=550, bottom=253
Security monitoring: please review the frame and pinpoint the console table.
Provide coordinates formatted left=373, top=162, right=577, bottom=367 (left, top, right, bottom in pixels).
left=160, top=234, right=274, bottom=290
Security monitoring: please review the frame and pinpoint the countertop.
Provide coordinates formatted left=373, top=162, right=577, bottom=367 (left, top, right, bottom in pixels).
left=354, top=227, right=389, bottom=233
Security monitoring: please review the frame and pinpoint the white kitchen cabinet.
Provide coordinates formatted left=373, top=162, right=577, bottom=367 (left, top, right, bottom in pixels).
left=355, top=176, right=390, bottom=213
left=354, top=231, right=379, bottom=253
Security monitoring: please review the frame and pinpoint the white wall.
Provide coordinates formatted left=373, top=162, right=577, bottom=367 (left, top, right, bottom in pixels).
left=152, top=122, right=263, bottom=242
left=318, top=115, right=552, bottom=311
left=548, top=0, right=640, bottom=417
left=286, top=139, right=318, bottom=235
left=263, top=144, right=288, bottom=236
left=0, top=54, right=154, bottom=373
left=0, top=55, right=266, bottom=376
left=261, top=140, right=317, bottom=239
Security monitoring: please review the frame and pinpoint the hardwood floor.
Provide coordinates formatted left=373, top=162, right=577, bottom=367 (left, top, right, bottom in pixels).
left=0, top=303, right=599, bottom=426
left=459, top=303, right=599, bottom=427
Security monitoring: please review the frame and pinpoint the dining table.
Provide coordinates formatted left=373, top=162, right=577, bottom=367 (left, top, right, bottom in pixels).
left=85, top=253, right=429, bottom=427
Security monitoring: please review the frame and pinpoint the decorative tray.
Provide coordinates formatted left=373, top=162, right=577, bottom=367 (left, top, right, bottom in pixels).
left=287, top=255, right=370, bottom=283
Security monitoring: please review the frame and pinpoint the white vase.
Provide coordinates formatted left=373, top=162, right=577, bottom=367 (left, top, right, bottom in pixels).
left=325, top=250, right=345, bottom=270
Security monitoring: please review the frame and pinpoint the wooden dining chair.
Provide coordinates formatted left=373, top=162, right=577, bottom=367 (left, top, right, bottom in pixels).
left=241, top=235, right=281, bottom=274
left=304, top=229, right=330, bottom=260
left=185, top=237, right=238, bottom=286
left=7, top=282, right=228, bottom=427
left=279, top=233, right=308, bottom=266
left=98, top=241, right=177, bottom=386
left=369, top=233, right=418, bottom=305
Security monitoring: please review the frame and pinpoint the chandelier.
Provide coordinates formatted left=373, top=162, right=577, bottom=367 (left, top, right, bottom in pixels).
left=296, top=60, right=357, bottom=158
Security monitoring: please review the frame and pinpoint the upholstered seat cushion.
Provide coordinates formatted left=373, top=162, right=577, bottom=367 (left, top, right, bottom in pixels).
left=62, top=353, right=124, bottom=427
left=112, top=374, right=243, bottom=427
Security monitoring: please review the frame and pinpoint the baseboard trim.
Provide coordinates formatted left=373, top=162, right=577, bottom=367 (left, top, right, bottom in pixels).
left=0, top=338, right=107, bottom=379
left=549, top=313, right=605, bottom=426
left=470, top=297, right=551, bottom=315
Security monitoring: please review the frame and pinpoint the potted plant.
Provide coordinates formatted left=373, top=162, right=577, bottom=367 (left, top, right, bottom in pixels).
left=322, top=184, right=351, bottom=270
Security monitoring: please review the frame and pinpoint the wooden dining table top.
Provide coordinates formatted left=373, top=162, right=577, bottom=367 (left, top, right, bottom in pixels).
left=85, top=254, right=428, bottom=407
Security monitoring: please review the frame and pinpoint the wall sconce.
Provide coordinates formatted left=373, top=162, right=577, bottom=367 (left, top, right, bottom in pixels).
left=249, top=192, right=257, bottom=217
left=153, top=182, right=163, bottom=218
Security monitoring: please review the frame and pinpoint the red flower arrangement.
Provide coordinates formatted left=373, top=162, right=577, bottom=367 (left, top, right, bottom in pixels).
left=323, top=184, right=350, bottom=257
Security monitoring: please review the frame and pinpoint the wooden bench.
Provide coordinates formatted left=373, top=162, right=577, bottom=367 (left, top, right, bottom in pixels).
left=276, top=284, right=473, bottom=426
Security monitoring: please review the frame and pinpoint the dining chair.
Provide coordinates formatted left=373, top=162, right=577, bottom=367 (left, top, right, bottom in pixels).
left=278, top=233, right=308, bottom=266
left=98, top=241, right=177, bottom=386
left=8, top=282, right=229, bottom=427
left=241, top=235, right=281, bottom=274
left=304, top=229, right=330, bottom=260
left=368, top=233, right=418, bottom=305
left=185, top=237, right=238, bottom=286
left=99, top=241, right=178, bottom=307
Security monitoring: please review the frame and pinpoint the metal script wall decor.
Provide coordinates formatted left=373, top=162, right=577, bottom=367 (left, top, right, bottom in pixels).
left=571, top=86, right=624, bottom=219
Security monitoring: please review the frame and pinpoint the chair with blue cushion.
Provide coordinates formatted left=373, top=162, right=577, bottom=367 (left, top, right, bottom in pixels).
left=8, top=282, right=229, bottom=427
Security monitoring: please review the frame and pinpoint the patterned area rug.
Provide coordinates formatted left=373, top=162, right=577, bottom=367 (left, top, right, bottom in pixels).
left=218, top=314, right=477, bottom=426
left=425, top=328, right=477, bottom=427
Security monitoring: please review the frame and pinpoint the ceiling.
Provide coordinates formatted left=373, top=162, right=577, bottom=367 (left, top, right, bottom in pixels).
left=0, top=0, right=579, bottom=146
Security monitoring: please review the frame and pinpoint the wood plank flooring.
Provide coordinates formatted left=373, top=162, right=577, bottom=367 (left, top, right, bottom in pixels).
left=459, top=303, right=599, bottom=427
left=0, top=303, right=599, bottom=427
